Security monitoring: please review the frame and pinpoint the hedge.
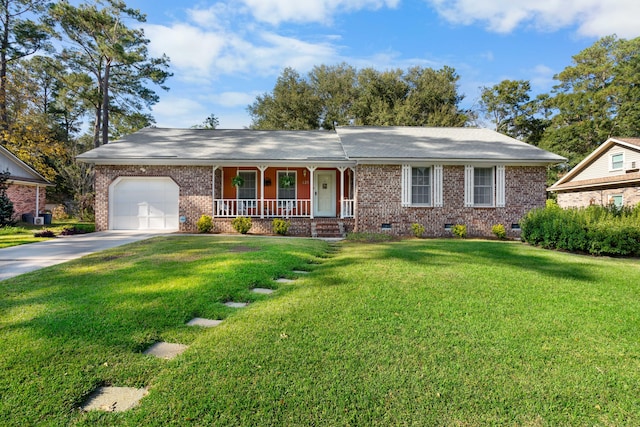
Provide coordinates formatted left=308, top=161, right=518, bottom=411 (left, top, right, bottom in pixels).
left=521, top=201, right=640, bottom=257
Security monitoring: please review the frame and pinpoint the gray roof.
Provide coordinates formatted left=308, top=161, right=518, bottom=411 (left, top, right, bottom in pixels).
left=0, top=145, right=51, bottom=186
left=77, top=126, right=565, bottom=165
left=335, top=126, right=566, bottom=163
left=77, top=128, right=349, bottom=165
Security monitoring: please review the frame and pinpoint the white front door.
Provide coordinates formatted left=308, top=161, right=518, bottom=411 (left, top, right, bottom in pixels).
left=314, top=171, right=336, bottom=217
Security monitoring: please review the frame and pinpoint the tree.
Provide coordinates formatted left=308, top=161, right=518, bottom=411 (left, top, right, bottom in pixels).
left=479, top=79, right=549, bottom=145
left=540, top=35, right=640, bottom=165
left=0, top=0, right=51, bottom=130
left=0, top=169, right=14, bottom=225
left=248, top=64, right=470, bottom=130
left=51, top=0, right=171, bottom=147
left=248, top=67, right=321, bottom=130
left=192, top=113, right=219, bottom=129
left=309, top=63, right=357, bottom=129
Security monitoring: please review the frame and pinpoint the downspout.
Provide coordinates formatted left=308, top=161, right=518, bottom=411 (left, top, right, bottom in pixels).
left=35, top=185, right=40, bottom=216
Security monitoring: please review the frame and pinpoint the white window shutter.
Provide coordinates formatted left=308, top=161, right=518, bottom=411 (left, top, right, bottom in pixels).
left=401, top=164, right=411, bottom=207
left=496, top=165, right=505, bottom=207
left=464, top=165, right=474, bottom=207
left=433, top=165, right=443, bottom=207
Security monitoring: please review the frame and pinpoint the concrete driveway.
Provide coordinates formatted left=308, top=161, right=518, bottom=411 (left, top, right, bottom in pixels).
left=0, top=231, right=162, bottom=281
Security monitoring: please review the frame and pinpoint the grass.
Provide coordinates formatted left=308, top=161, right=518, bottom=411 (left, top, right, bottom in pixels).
left=1, top=237, right=639, bottom=425
left=0, top=221, right=95, bottom=248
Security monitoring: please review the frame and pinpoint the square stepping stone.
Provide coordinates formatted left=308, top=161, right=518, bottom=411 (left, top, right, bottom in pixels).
left=225, top=302, right=248, bottom=308
left=81, top=386, right=147, bottom=412
left=143, top=342, right=188, bottom=360
left=275, top=278, right=294, bottom=283
left=292, top=270, right=309, bottom=274
left=251, top=287, right=275, bottom=294
left=187, top=317, right=223, bottom=327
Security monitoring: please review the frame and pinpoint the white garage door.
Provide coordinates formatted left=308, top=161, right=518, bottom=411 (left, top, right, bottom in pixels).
left=111, top=177, right=179, bottom=230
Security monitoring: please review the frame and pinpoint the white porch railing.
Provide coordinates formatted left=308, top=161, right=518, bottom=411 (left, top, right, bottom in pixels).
left=214, top=198, right=355, bottom=218
left=214, top=199, right=311, bottom=218
left=341, top=199, right=355, bottom=218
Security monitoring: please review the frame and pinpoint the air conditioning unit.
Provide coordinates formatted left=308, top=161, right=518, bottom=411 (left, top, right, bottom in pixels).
left=625, top=161, right=638, bottom=172
left=33, top=217, right=44, bottom=225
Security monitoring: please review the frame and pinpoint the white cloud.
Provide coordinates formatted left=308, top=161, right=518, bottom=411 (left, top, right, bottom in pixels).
left=212, top=91, right=259, bottom=107
left=426, top=0, right=640, bottom=38
left=239, top=0, right=400, bottom=25
left=530, top=64, right=555, bottom=91
left=143, top=23, right=225, bottom=79
left=151, top=96, right=206, bottom=128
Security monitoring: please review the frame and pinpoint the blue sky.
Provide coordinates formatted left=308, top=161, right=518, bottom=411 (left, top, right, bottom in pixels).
left=121, top=0, right=640, bottom=129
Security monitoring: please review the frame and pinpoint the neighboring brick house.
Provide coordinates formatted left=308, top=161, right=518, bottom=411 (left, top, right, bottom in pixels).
left=549, top=137, right=640, bottom=208
left=77, top=126, right=565, bottom=237
left=0, top=145, right=51, bottom=222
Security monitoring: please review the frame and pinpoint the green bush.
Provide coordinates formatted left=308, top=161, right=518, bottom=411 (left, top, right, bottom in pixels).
left=411, top=223, right=425, bottom=238
left=231, top=216, right=252, bottom=234
left=492, top=224, right=507, bottom=239
left=197, top=215, right=214, bottom=233
left=452, top=224, right=466, bottom=238
left=272, top=218, right=290, bottom=235
left=521, top=203, right=640, bottom=256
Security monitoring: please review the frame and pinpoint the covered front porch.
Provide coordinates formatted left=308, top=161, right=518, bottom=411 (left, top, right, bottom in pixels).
left=212, top=165, right=355, bottom=219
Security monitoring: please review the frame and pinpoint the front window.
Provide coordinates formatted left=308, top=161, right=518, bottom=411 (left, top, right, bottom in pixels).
left=474, top=167, right=494, bottom=206
left=237, top=171, right=256, bottom=200
left=277, top=171, right=296, bottom=200
left=611, top=153, right=623, bottom=170
left=411, top=167, right=431, bottom=205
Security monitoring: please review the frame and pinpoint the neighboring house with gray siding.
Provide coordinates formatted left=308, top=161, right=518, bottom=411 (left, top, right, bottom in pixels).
left=549, top=137, right=640, bottom=208
left=77, top=126, right=565, bottom=237
left=0, top=145, right=51, bottom=222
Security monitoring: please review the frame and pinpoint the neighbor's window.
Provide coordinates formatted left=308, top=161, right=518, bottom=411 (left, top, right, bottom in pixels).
left=411, top=167, right=431, bottom=205
left=474, top=167, right=494, bottom=206
left=611, top=153, right=623, bottom=170
left=237, top=171, right=256, bottom=200
left=610, top=194, right=623, bottom=208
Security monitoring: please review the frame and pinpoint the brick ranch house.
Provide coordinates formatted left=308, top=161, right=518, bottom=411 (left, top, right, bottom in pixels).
left=77, top=126, right=565, bottom=237
left=549, top=137, right=640, bottom=208
left=0, top=145, right=52, bottom=222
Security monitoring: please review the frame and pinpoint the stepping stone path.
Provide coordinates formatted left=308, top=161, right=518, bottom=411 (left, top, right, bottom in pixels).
left=292, top=270, right=309, bottom=274
left=225, top=302, right=248, bottom=308
left=143, top=342, right=188, bottom=360
left=275, top=278, right=295, bottom=283
left=81, top=386, right=147, bottom=412
left=251, top=288, right=274, bottom=294
left=186, top=317, right=223, bottom=327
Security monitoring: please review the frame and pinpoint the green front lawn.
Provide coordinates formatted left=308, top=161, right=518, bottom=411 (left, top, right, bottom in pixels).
left=1, top=237, right=639, bottom=425
left=0, top=221, right=95, bottom=248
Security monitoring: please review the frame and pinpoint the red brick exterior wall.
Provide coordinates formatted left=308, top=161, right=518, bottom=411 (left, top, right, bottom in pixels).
left=354, top=164, right=547, bottom=237
left=95, top=164, right=546, bottom=237
left=212, top=218, right=354, bottom=236
left=6, top=184, right=46, bottom=219
left=556, top=186, right=640, bottom=208
left=94, top=165, right=213, bottom=232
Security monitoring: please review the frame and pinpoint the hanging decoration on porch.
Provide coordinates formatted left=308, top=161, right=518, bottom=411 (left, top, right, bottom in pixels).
left=232, top=168, right=244, bottom=187
left=279, top=171, right=295, bottom=188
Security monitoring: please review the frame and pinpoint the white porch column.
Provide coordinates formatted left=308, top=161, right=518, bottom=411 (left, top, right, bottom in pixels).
left=258, top=165, right=268, bottom=219
left=307, top=166, right=317, bottom=219
left=338, top=167, right=347, bottom=219
left=212, top=166, right=218, bottom=216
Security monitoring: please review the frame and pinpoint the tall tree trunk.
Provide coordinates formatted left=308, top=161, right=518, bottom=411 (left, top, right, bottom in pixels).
left=0, top=2, right=10, bottom=131
left=101, top=60, right=110, bottom=145
left=93, top=105, right=101, bottom=148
